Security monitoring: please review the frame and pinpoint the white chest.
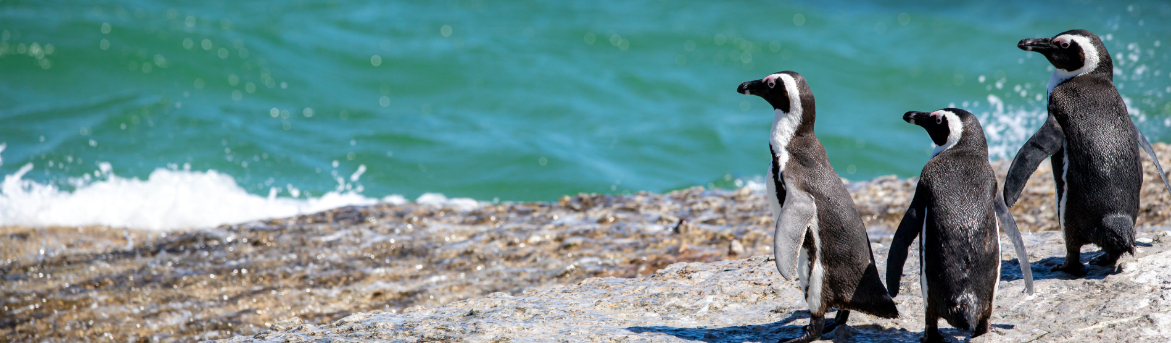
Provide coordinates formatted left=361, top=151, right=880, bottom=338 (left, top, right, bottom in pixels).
left=770, top=108, right=802, bottom=172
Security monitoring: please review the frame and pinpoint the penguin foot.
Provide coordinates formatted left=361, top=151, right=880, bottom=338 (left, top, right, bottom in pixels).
left=777, top=333, right=818, bottom=343
left=1051, top=261, right=1087, bottom=276
left=920, top=329, right=945, bottom=343
left=821, top=310, right=850, bottom=334
left=778, top=316, right=824, bottom=343
left=1089, top=252, right=1120, bottom=267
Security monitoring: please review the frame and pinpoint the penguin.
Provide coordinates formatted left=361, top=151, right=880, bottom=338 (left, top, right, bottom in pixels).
left=887, top=108, right=1034, bottom=343
left=737, top=71, right=898, bottom=343
left=1004, top=29, right=1171, bottom=276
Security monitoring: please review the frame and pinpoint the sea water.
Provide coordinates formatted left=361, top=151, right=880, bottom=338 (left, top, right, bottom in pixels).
left=1, top=1, right=1169, bottom=229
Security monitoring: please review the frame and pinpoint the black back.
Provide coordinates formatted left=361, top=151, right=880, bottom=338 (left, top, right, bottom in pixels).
left=892, top=109, right=1001, bottom=330
left=1046, top=31, right=1141, bottom=253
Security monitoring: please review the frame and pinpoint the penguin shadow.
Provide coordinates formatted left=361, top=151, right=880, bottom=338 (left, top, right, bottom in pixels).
left=998, top=251, right=1120, bottom=282
left=625, top=310, right=921, bottom=343
left=625, top=310, right=807, bottom=343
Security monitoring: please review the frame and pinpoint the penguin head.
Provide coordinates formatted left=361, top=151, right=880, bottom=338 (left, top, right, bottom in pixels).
left=903, top=108, right=986, bottom=156
left=1018, top=29, right=1108, bottom=77
left=736, top=71, right=814, bottom=118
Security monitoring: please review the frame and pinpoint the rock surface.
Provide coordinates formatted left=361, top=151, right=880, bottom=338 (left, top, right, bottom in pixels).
left=219, top=228, right=1171, bottom=343
left=3, top=144, right=1171, bottom=342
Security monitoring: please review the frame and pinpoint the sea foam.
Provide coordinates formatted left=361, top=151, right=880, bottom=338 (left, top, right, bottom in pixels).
left=0, top=162, right=478, bottom=231
left=975, top=94, right=1047, bottom=161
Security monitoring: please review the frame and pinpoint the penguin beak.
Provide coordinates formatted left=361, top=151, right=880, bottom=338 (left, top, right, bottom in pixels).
left=903, top=111, right=931, bottom=125
left=737, top=80, right=762, bottom=95
left=1018, top=37, right=1056, bottom=52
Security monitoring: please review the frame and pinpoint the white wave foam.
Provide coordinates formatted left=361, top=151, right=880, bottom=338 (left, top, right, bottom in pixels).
left=742, top=176, right=767, bottom=193
left=416, top=193, right=480, bottom=211
left=0, top=162, right=480, bottom=231
left=971, top=94, right=1048, bottom=161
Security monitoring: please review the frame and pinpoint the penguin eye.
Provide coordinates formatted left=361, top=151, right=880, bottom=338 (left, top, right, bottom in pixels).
left=1060, top=41, right=1070, bottom=49
left=935, top=117, right=943, bottom=124
left=767, top=79, right=776, bottom=88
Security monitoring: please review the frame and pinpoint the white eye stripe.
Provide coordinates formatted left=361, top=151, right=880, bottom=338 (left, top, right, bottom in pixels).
left=1047, top=34, right=1100, bottom=95
left=930, top=110, right=963, bottom=157
left=777, top=74, right=801, bottom=114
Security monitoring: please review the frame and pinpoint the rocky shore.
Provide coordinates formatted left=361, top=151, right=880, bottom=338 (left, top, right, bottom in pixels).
left=2, top=144, right=1171, bottom=342
left=220, top=228, right=1171, bottom=343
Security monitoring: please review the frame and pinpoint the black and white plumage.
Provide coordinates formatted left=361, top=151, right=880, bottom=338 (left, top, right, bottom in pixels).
left=737, top=71, right=897, bottom=343
left=1005, top=29, right=1171, bottom=276
left=888, top=109, right=1034, bottom=343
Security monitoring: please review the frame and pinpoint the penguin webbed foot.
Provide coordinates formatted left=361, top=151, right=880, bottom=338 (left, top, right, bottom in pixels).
left=777, top=315, right=824, bottom=343
left=821, top=310, right=849, bottom=334
left=921, top=325, right=944, bottom=343
left=777, top=334, right=818, bottom=343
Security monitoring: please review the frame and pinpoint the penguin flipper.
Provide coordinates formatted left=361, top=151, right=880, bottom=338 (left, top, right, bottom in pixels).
left=995, top=190, right=1034, bottom=295
left=1135, top=124, right=1171, bottom=196
left=772, top=177, right=816, bottom=281
left=1004, top=115, right=1065, bottom=207
left=885, top=183, right=927, bottom=297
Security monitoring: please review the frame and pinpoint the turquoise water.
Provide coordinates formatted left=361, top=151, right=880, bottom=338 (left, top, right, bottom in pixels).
left=2, top=1, right=1170, bottom=217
